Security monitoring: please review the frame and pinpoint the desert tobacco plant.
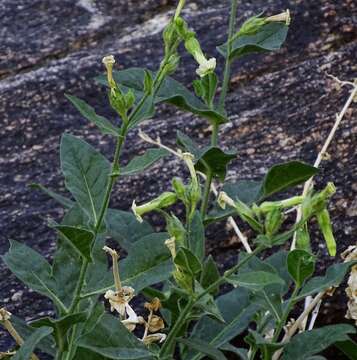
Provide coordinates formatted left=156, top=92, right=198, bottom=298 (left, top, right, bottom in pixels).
left=1, top=1, right=357, bottom=359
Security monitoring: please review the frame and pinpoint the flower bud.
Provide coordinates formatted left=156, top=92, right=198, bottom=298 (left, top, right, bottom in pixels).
left=295, top=224, right=311, bottom=252
left=238, top=15, right=267, bottom=36
left=172, top=177, right=186, bottom=200
left=165, top=237, right=176, bottom=258
left=163, top=53, right=180, bottom=76
left=265, top=207, right=284, bottom=236
left=317, top=208, right=336, bottom=257
left=132, top=192, right=177, bottom=222
left=166, top=215, right=186, bottom=247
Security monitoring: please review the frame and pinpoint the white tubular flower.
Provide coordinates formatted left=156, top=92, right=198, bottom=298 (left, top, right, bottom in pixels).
left=142, top=333, right=167, bottom=345
left=266, top=9, right=291, bottom=25
left=102, top=55, right=116, bottom=87
left=217, top=191, right=235, bottom=209
left=195, top=55, right=216, bottom=78
left=0, top=308, right=11, bottom=321
left=131, top=200, right=143, bottom=223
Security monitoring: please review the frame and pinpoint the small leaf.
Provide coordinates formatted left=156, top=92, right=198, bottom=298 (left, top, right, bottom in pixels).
left=77, top=313, right=152, bottom=359
left=60, top=134, right=110, bottom=224
left=227, top=271, right=284, bottom=291
left=178, top=338, right=228, bottom=360
left=29, top=183, right=73, bottom=208
left=287, top=249, right=315, bottom=286
left=66, top=94, right=119, bottom=136
left=12, top=327, right=53, bottom=360
left=121, top=148, right=169, bottom=176
left=175, top=247, right=202, bottom=276
left=30, top=313, right=87, bottom=351
left=217, top=23, right=289, bottom=61
left=189, top=211, right=205, bottom=261
left=200, top=255, right=220, bottom=295
left=281, top=324, right=356, bottom=360
left=54, top=225, right=94, bottom=262
left=297, top=260, right=357, bottom=299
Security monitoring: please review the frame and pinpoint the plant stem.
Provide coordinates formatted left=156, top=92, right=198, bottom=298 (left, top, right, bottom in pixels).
left=160, top=245, right=265, bottom=358
left=200, top=0, right=238, bottom=217
left=218, top=0, right=238, bottom=111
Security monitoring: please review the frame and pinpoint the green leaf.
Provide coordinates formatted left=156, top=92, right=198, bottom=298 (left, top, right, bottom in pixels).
left=178, top=338, right=228, bottom=360
left=189, top=211, right=205, bottom=261
left=77, top=313, right=152, bottom=359
left=262, top=161, right=318, bottom=198
left=54, top=225, right=94, bottom=262
left=297, top=261, right=357, bottom=299
left=106, top=209, right=154, bottom=251
left=200, top=255, right=220, bottom=295
left=217, top=23, right=289, bottom=61
left=60, top=134, right=110, bottom=224
left=97, top=68, right=228, bottom=125
left=188, top=288, right=258, bottom=360
left=287, top=250, right=315, bottom=286
left=175, top=247, right=202, bottom=276
left=335, top=339, right=357, bottom=359
left=30, top=312, right=87, bottom=351
left=2, top=240, right=67, bottom=313
left=121, top=148, right=169, bottom=176
left=281, top=324, right=356, bottom=360
left=227, top=271, right=284, bottom=291
left=177, top=131, right=236, bottom=181
left=66, top=94, right=119, bottom=136
left=12, top=327, right=53, bottom=360
left=29, top=183, right=73, bottom=208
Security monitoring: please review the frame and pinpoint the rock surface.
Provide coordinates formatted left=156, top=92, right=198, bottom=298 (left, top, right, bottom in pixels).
left=0, top=0, right=356, bottom=357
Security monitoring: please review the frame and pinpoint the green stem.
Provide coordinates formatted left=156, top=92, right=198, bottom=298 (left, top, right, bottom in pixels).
left=218, top=0, right=238, bottom=111
left=271, top=286, right=300, bottom=343
left=160, top=245, right=265, bottom=358
left=200, top=170, right=213, bottom=216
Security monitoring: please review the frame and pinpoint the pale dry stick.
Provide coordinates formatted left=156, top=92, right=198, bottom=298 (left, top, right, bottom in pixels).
left=308, top=298, right=322, bottom=330
left=272, top=291, right=326, bottom=360
left=138, top=130, right=253, bottom=253
left=290, top=76, right=357, bottom=330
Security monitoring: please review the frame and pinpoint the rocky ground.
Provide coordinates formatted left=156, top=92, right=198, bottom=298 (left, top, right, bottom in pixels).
left=0, top=0, right=356, bottom=358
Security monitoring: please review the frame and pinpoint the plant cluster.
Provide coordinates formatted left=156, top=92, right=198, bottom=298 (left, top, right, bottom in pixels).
left=1, top=1, right=357, bottom=359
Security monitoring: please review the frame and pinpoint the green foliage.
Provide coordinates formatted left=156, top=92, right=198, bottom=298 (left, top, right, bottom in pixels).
left=2, top=3, right=351, bottom=360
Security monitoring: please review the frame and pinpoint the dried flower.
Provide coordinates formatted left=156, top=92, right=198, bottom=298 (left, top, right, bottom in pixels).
left=121, top=304, right=145, bottom=332
left=103, top=246, right=122, bottom=292
left=148, top=315, right=165, bottom=333
left=104, top=287, right=135, bottom=316
left=165, top=237, right=176, bottom=258
left=144, top=297, right=162, bottom=312
left=142, top=333, right=167, bottom=345
left=102, top=55, right=116, bottom=88
left=0, top=308, right=11, bottom=322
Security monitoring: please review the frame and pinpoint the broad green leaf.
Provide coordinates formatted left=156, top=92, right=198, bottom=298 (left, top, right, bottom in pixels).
left=297, top=261, right=357, bottom=300
left=121, top=148, right=169, bottom=176
left=178, top=338, right=227, bottom=360
left=219, top=343, right=248, bottom=360
left=227, top=271, right=284, bottom=291
left=335, top=339, right=357, bottom=359
left=30, top=312, right=87, bottom=351
left=29, top=183, right=73, bottom=208
left=65, top=94, right=119, bottom=136
left=60, top=134, right=110, bottom=224
left=217, top=23, right=289, bottom=61
left=287, top=250, right=315, bottom=286
left=262, top=161, right=318, bottom=198
left=281, top=324, right=356, bottom=360
left=188, top=288, right=258, bottom=360
left=206, top=161, right=317, bottom=224
left=120, top=232, right=172, bottom=291
left=11, top=316, right=55, bottom=356
left=97, top=68, right=228, bottom=125
left=77, top=313, right=152, bottom=359
left=106, top=209, right=154, bottom=251
left=2, top=240, right=67, bottom=313
left=54, top=225, right=94, bottom=262
left=246, top=329, right=284, bottom=354
left=200, top=255, right=220, bottom=296
left=189, top=211, right=205, bottom=261
left=175, top=247, right=202, bottom=276
left=177, top=131, right=236, bottom=181
left=12, top=327, right=53, bottom=360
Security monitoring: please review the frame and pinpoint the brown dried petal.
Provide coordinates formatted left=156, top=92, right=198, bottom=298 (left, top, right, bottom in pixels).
left=142, top=333, right=167, bottom=345
left=148, top=315, right=165, bottom=333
